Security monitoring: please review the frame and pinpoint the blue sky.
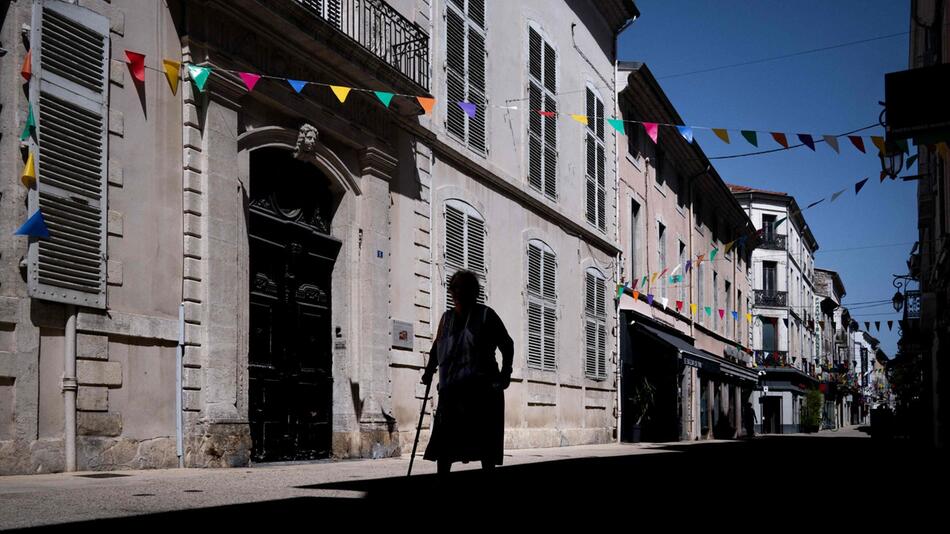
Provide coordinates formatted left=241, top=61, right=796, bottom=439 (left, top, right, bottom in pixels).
left=618, top=0, right=915, bottom=356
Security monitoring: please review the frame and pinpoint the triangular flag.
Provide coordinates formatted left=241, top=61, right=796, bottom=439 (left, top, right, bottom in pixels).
left=633, top=290, right=640, bottom=301
left=724, top=240, right=737, bottom=254
left=865, top=322, right=870, bottom=331
left=571, top=114, right=589, bottom=126
left=21, top=49, right=32, bottom=81
left=239, top=72, right=261, bottom=92
left=732, top=311, right=739, bottom=321
left=773, top=216, right=787, bottom=229
left=21, top=152, right=36, bottom=189
left=163, top=59, right=181, bottom=95
left=641, top=276, right=648, bottom=288
left=691, top=303, right=698, bottom=315
left=895, top=139, right=910, bottom=154
left=875, top=321, right=881, bottom=331
left=287, top=79, right=308, bottom=93
left=650, top=272, right=658, bottom=284
left=823, top=135, right=840, bottom=153
left=416, top=96, right=436, bottom=114
left=125, top=50, right=146, bottom=83
left=848, top=136, right=866, bottom=153
left=906, top=154, right=918, bottom=169
left=677, top=126, right=693, bottom=143
left=670, top=263, right=682, bottom=276
left=187, top=64, right=211, bottom=92
left=830, top=189, right=845, bottom=202
left=643, top=122, right=658, bottom=144
left=880, top=170, right=889, bottom=183
left=697, top=254, right=705, bottom=264
left=331, top=85, right=352, bottom=103
left=14, top=210, right=49, bottom=238
left=19, top=105, right=35, bottom=142
left=870, top=136, right=886, bottom=154
left=647, top=294, right=654, bottom=305
left=676, top=301, right=684, bottom=312
left=459, top=101, right=477, bottom=118
left=538, top=110, right=556, bottom=118
left=616, top=284, right=626, bottom=300
left=746, top=313, right=752, bottom=323
left=631, top=278, right=639, bottom=290
left=740, top=130, right=758, bottom=147
left=806, top=198, right=824, bottom=209
left=710, top=248, right=719, bottom=261
left=855, top=178, right=869, bottom=195
left=659, top=267, right=668, bottom=279
left=771, top=132, right=789, bottom=148
left=718, top=309, right=725, bottom=320
left=887, top=321, right=893, bottom=331
left=712, top=128, right=730, bottom=144
left=660, top=297, right=669, bottom=310
left=684, top=260, right=692, bottom=274
left=704, top=306, right=712, bottom=316
left=607, top=118, right=625, bottom=135
left=374, top=91, right=395, bottom=107
left=798, top=134, right=815, bottom=151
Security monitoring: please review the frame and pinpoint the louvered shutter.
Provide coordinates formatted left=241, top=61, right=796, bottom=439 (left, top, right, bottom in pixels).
left=527, top=26, right=556, bottom=200
left=585, top=319, right=597, bottom=377
left=445, top=0, right=486, bottom=153
left=585, top=88, right=607, bottom=231
left=585, top=269, right=607, bottom=380
left=467, top=20, right=486, bottom=153
left=597, top=143, right=606, bottom=230
left=542, top=305, right=556, bottom=371
left=29, top=1, right=109, bottom=309
left=445, top=7, right=466, bottom=140
left=586, top=133, right=596, bottom=225
left=527, top=241, right=556, bottom=372
left=445, top=202, right=487, bottom=310
left=527, top=301, right=543, bottom=369
left=528, top=84, right=542, bottom=191
left=596, top=323, right=606, bottom=379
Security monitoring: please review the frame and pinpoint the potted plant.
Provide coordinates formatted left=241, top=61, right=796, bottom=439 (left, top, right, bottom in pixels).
left=802, top=388, right=823, bottom=433
left=628, top=375, right=655, bottom=443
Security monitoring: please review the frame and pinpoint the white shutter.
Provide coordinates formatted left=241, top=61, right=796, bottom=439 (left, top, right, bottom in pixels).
left=585, top=319, right=597, bottom=378
left=527, top=301, right=543, bottom=369
left=586, top=134, right=596, bottom=225
left=586, top=269, right=607, bottom=380
left=597, top=323, right=607, bottom=379
left=585, top=272, right=596, bottom=314
left=527, top=243, right=542, bottom=296
left=527, top=241, right=556, bottom=372
left=467, top=23, right=486, bottom=153
left=527, top=26, right=556, bottom=200
left=446, top=0, right=486, bottom=153
left=445, top=201, right=487, bottom=309
left=29, top=1, right=109, bottom=309
left=585, top=88, right=607, bottom=231
left=445, top=7, right=466, bottom=140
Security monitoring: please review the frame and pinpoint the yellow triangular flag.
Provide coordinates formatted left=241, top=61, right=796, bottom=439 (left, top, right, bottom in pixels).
left=162, top=59, right=181, bottom=95
left=571, top=114, right=588, bottom=125
left=870, top=136, right=886, bottom=154
left=713, top=128, right=730, bottom=144
left=650, top=272, right=658, bottom=284
left=330, top=85, right=351, bottom=103
left=690, top=303, right=698, bottom=315
left=746, top=313, right=752, bottom=323
left=21, top=152, right=36, bottom=189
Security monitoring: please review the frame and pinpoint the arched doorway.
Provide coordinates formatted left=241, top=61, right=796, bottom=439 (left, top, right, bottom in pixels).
left=247, top=146, right=342, bottom=462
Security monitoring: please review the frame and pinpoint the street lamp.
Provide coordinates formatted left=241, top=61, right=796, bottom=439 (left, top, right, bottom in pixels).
left=879, top=142, right=905, bottom=181
left=892, top=290, right=905, bottom=313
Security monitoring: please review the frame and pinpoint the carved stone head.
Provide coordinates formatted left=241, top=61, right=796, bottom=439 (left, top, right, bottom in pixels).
left=295, top=124, right=319, bottom=158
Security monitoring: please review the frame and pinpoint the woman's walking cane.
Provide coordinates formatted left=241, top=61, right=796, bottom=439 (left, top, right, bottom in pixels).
left=407, top=380, right=432, bottom=477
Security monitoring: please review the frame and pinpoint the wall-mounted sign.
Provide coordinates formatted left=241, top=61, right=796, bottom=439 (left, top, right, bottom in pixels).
left=393, top=320, right=413, bottom=350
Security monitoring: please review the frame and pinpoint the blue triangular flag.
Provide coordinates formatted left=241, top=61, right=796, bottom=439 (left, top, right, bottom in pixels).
left=375, top=91, right=395, bottom=107
left=458, top=101, right=477, bottom=118
left=732, top=311, right=739, bottom=321
left=647, top=294, right=654, bottom=305
left=677, top=126, right=693, bottom=143
left=288, top=79, right=307, bottom=93
left=15, top=210, right=50, bottom=238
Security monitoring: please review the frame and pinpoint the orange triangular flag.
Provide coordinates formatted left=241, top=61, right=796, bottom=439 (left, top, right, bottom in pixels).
left=771, top=132, right=789, bottom=148
left=870, top=136, right=886, bottom=155
left=21, top=50, right=32, bottom=81
left=330, top=85, right=351, bottom=103
left=712, top=129, right=730, bottom=144
left=417, top=96, right=436, bottom=114
left=632, top=290, right=640, bottom=301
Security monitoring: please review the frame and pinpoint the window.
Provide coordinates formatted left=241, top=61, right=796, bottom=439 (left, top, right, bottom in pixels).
left=697, top=262, right=705, bottom=325
left=694, top=194, right=703, bottom=229
left=630, top=199, right=641, bottom=278
left=446, top=0, right=486, bottom=152
left=657, top=222, right=666, bottom=298
left=585, top=268, right=607, bottom=380
left=738, top=289, right=744, bottom=341
left=528, top=25, right=557, bottom=199
left=627, top=117, right=642, bottom=160
left=763, top=261, right=777, bottom=294
left=678, top=240, right=686, bottom=305
left=585, top=87, right=606, bottom=230
left=726, top=280, right=732, bottom=336
left=763, top=319, right=777, bottom=351
left=527, top=240, right=557, bottom=371
left=28, top=1, right=110, bottom=309
left=444, top=200, right=487, bottom=309
left=654, top=145, right=665, bottom=187
left=762, top=214, right=776, bottom=241
left=713, top=271, right=719, bottom=331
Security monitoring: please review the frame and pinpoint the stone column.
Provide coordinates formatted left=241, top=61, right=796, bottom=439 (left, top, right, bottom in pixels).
left=706, top=379, right=715, bottom=439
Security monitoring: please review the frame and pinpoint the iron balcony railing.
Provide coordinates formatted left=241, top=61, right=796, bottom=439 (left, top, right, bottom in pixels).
left=755, top=290, right=787, bottom=307
left=759, top=234, right=787, bottom=251
left=296, top=0, right=430, bottom=90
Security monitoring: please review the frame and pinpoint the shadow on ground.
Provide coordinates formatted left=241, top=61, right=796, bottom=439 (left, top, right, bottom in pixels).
left=14, top=435, right=945, bottom=530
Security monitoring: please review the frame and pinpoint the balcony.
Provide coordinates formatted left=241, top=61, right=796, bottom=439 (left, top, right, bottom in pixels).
left=759, top=234, right=786, bottom=251
left=295, top=0, right=430, bottom=90
left=755, top=290, right=787, bottom=307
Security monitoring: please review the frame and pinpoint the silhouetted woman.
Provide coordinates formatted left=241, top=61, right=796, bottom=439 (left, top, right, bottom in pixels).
left=422, top=270, right=514, bottom=480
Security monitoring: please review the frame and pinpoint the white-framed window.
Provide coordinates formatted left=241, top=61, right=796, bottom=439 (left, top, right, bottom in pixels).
left=678, top=240, right=686, bottom=305
left=697, top=261, right=705, bottom=325
left=28, top=0, right=110, bottom=309
left=446, top=0, right=486, bottom=153
left=585, top=267, right=607, bottom=380
left=585, top=86, right=606, bottom=230
left=528, top=24, right=557, bottom=200
left=444, top=200, right=487, bottom=309
left=657, top=221, right=666, bottom=298
left=527, top=239, right=557, bottom=371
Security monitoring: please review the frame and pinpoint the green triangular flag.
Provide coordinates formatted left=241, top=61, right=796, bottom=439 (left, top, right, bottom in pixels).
left=906, top=154, right=918, bottom=169
left=704, top=306, right=712, bottom=316
left=20, top=106, right=35, bottom=142
left=710, top=247, right=719, bottom=261
left=374, top=91, right=395, bottom=108
left=187, top=64, right=211, bottom=92
left=773, top=216, right=787, bottom=229
left=895, top=139, right=909, bottom=154
left=607, top=118, right=626, bottom=135
left=740, top=130, right=758, bottom=147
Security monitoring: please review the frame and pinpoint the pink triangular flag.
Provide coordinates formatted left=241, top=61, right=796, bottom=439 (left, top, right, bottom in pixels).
left=239, top=72, right=261, bottom=92
left=643, top=122, right=658, bottom=144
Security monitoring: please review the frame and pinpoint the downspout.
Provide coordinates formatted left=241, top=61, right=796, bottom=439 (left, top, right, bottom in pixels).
left=176, top=302, right=184, bottom=468
left=63, top=305, right=77, bottom=472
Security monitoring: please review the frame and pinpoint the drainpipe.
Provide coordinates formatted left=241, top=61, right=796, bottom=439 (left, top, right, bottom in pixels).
left=613, top=56, right=622, bottom=444
left=176, top=302, right=184, bottom=468
left=63, top=305, right=77, bottom=472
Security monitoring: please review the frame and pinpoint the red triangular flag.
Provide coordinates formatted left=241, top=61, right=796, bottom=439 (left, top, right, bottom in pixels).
left=848, top=136, right=866, bottom=153
left=125, top=50, right=146, bottom=83
left=771, top=132, right=789, bottom=148
left=21, top=49, right=32, bottom=81
left=676, top=301, right=683, bottom=312
left=538, top=110, right=556, bottom=118
left=239, top=72, right=261, bottom=92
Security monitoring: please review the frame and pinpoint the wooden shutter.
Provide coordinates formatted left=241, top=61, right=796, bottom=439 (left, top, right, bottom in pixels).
left=528, top=26, right=556, bottom=200
left=445, top=201, right=486, bottom=310
left=29, top=1, right=109, bottom=309
left=527, top=241, right=556, bottom=371
left=446, top=0, right=486, bottom=153
left=586, top=270, right=607, bottom=380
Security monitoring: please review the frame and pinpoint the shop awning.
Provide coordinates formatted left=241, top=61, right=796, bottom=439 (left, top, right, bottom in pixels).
left=701, top=350, right=759, bottom=383
left=632, top=321, right=719, bottom=372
